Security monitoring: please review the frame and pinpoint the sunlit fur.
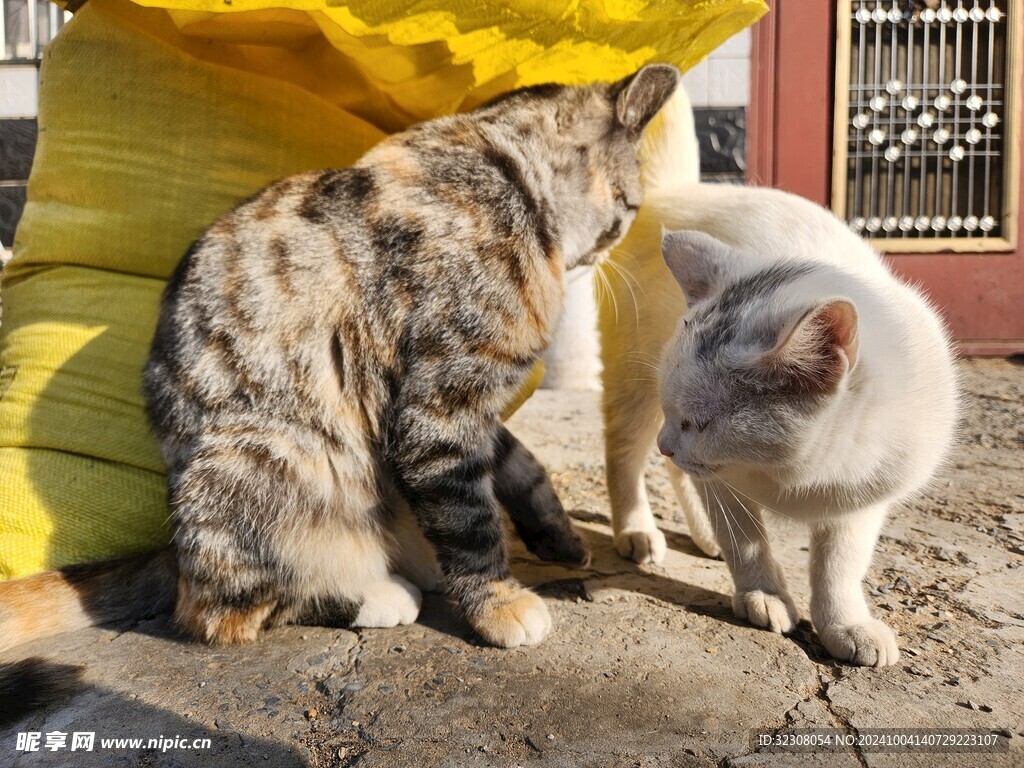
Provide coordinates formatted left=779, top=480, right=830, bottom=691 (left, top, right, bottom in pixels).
left=140, top=65, right=678, bottom=650
left=600, top=88, right=719, bottom=564
left=0, top=66, right=683, bottom=662
left=602, top=90, right=959, bottom=666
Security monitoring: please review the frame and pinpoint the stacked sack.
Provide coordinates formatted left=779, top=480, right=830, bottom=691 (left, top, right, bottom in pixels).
left=0, top=0, right=765, bottom=578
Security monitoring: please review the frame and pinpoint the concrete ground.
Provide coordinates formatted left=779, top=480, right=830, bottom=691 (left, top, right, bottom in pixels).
left=2, top=358, right=1022, bottom=768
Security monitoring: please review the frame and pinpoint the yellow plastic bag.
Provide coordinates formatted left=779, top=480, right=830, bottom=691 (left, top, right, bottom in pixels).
left=0, top=0, right=766, bottom=579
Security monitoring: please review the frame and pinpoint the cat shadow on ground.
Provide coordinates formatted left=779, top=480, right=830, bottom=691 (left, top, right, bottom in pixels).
left=0, top=659, right=305, bottom=768
left=40, top=500, right=835, bottom=669
left=538, top=509, right=836, bottom=665
left=293, top=505, right=836, bottom=663
left=0, top=508, right=840, bottom=766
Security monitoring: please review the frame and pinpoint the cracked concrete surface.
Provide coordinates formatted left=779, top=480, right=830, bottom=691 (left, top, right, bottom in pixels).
left=2, top=358, right=1022, bottom=767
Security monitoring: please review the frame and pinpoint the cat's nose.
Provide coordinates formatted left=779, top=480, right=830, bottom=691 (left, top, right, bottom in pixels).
left=658, top=444, right=674, bottom=458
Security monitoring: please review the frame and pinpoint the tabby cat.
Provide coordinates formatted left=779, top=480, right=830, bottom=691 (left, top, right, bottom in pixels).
left=0, top=65, right=680, bottom=655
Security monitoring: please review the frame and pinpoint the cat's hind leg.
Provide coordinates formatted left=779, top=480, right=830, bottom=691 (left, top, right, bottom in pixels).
left=288, top=580, right=423, bottom=629
left=176, top=579, right=279, bottom=645
left=664, top=461, right=720, bottom=558
left=810, top=505, right=898, bottom=667
left=170, top=427, right=300, bottom=644
left=173, top=421, right=422, bottom=642
left=275, top=444, right=424, bottom=630
left=354, top=576, right=422, bottom=628
left=281, top=522, right=423, bottom=630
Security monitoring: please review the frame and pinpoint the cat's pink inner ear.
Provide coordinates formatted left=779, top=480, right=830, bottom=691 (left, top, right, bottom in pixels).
left=820, top=299, right=860, bottom=371
left=661, top=230, right=732, bottom=304
left=770, top=299, right=860, bottom=393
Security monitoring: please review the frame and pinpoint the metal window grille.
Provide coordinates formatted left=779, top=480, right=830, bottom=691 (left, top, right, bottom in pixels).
left=1, top=0, right=69, bottom=62
left=832, top=0, right=1021, bottom=251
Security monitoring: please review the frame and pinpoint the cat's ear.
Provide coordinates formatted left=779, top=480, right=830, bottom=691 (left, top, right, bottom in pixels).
left=611, top=64, right=680, bottom=137
left=763, top=300, right=860, bottom=394
left=662, top=229, right=736, bottom=304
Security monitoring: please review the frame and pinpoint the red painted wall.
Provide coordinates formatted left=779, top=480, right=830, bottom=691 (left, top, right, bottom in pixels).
left=748, top=1, right=1024, bottom=354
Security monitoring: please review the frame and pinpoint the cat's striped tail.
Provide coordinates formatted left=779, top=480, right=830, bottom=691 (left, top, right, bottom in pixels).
left=0, top=549, right=176, bottom=653
left=0, top=659, right=85, bottom=726
left=0, top=550, right=176, bottom=723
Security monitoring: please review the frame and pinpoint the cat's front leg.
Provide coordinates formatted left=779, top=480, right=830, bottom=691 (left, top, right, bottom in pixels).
left=390, top=411, right=550, bottom=648
left=664, top=462, right=720, bottom=557
left=492, top=426, right=590, bottom=567
left=700, top=478, right=798, bottom=633
left=810, top=505, right=899, bottom=667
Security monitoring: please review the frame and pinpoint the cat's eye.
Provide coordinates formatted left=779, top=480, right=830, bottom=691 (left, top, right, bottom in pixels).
left=681, top=418, right=711, bottom=433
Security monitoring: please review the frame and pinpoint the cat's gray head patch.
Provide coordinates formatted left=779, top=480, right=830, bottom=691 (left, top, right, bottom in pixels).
left=658, top=233, right=861, bottom=474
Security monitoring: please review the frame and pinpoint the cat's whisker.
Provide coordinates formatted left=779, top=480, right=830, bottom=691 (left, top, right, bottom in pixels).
left=592, top=267, right=611, bottom=329
left=714, top=476, right=796, bottom=524
left=713, top=482, right=753, bottom=548
left=708, top=481, right=745, bottom=560
left=629, top=359, right=661, bottom=373
left=605, top=246, right=642, bottom=273
left=597, top=266, right=616, bottom=323
left=701, top=482, right=735, bottom=572
left=608, top=248, right=648, bottom=278
left=622, top=354, right=663, bottom=370
left=599, top=258, right=642, bottom=329
left=603, top=255, right=645, bottom=296
left=595, top=265, right=620, bottom=325
left=607, top=262, right=645, bottom=326
left=718, top=480, right=773, bottom=542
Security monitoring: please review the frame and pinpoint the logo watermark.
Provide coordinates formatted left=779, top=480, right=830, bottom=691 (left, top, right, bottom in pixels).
left=751, top=727, right=1009, bottom=753
left=14, top=732, right=211, bottom=754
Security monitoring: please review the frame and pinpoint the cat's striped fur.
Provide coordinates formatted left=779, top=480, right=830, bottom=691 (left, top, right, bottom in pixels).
left=0, top=65, right=680, bottom=656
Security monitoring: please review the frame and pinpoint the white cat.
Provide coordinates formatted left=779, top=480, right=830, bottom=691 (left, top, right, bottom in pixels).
left=542, top=265, right=602, bottom=391
left=601, top=90, right=959, bottom=666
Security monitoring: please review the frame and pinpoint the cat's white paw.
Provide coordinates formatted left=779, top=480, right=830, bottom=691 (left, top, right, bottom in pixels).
left=818, top=619, right=900, bottom=667
left=354, top=576, right=422, bottom=628
left=733, top=589, right=798, bottom=634
left=470, top=587, right=552, bottom=648
left=614, top=528, right=667, bottom=564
